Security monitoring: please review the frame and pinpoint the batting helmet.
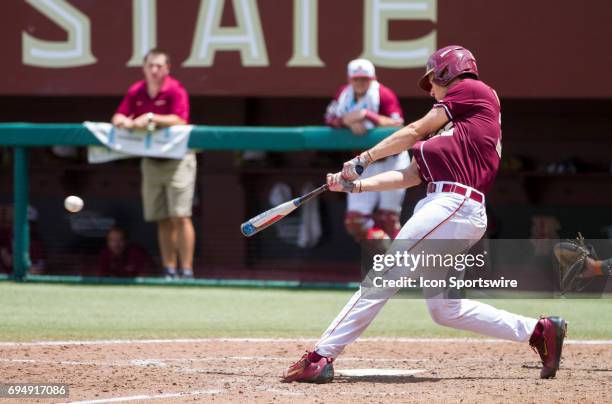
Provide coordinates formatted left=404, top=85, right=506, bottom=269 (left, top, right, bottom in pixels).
left=418, top=45, right=478, bottom=92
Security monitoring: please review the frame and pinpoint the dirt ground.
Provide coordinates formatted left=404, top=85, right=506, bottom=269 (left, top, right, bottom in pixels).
left=0, top=338, right=610, bottom=403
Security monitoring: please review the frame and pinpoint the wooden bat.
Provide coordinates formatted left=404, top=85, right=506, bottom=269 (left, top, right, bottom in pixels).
left=241, top=165, right=363, bottom=237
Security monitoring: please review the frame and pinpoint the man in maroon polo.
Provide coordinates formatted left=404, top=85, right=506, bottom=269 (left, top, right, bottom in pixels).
left=112, top=49, right=196, bottom=280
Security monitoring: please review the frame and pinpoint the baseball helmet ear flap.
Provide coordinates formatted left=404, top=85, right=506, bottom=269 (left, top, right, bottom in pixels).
left=418, top=45, right=479, bottom=92
left=418, top=67, right=435, bottom=92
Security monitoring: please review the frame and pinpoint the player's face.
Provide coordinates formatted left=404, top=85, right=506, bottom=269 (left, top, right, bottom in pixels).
left=143, top=54, right=170, bottom=85
left=350, top=77, right=372, bottom=97
left=429, top=75, right=448, bottom=101
left=107, top=231, right=126, bottom=255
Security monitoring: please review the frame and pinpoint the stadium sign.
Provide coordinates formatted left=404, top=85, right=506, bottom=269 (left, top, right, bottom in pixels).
left=3, top=0, right=610, bottom=97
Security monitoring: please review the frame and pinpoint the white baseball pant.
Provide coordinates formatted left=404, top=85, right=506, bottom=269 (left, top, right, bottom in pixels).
left=315, top=184, right=538, bottom=358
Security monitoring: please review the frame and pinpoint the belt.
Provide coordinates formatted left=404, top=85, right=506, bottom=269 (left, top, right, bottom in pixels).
left=426, top=181, right=484, bottom=204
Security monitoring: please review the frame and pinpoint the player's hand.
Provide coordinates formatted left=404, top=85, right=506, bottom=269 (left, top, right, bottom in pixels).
left=581, top=257, right=602, bottom=279
left=341, top=152, right=372, bottom=180
left=326, top=172, right=360, bottom=193
left=348, top=122, right=367, bottom=135
left=132, top=113, right=150, bottom=129
left=342, top=109, right=366, bottom=125
left=115, top=117, right=134, bottom=130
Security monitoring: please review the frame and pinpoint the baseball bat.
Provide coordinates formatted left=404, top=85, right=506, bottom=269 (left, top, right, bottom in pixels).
left=241, top=165, right=364, bottom=237
left=240, top=184, right=328, bottom=237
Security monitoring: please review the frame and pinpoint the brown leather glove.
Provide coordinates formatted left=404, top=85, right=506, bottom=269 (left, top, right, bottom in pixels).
left=553, top=233, right=598, bottom=293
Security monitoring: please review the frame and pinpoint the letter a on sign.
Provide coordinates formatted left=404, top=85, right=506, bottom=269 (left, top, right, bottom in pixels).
left=184, top=0, right=269, bottom=67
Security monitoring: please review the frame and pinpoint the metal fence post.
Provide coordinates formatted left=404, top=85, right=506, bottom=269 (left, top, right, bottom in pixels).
left=13, top=147, right=30, bottom=281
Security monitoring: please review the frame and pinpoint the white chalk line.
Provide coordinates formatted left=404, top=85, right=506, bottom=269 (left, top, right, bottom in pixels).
left=0, top=356, right=426, bottom=367
left=0, top=337, right=611, bottom=347
left=58, top=389, right=223, bottom=404
left=0, top=355, right=546, bottom=370
left=266, top=389, right=430, bottom=397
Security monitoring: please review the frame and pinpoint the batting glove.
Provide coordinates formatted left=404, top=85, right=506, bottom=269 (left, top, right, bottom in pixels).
left=327, top=172, right=361, bottom=193
left=341, top=151, right=373, bottom=180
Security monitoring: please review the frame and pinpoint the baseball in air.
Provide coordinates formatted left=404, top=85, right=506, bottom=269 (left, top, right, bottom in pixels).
left=64, top=195, right=84, bottom=213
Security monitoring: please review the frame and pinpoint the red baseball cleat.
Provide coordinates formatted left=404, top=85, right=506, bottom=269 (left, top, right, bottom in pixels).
left=281, top=352, right=334, bottom=383
left=529, top=316, right=567, bottom=379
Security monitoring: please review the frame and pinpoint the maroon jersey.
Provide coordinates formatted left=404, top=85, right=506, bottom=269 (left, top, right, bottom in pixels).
left=116, top=75, right=190, bottom=122
left=411, top=78, right=502, bottom=193
left=97, top=244, right=149, bottom=278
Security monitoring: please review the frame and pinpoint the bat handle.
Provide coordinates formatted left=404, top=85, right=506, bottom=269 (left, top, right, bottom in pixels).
left=296, top=183, right=329, bottom=205
left=348, top=164, right=365, bottom=178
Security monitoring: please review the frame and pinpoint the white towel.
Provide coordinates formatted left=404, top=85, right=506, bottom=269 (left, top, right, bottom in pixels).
left=298, top=182, right=322, bottom=248
left=84, top=121, right=193, bottom=163
left=332, top=80, right=381, bottom=130
left=269, top=183, right=299, bottom=244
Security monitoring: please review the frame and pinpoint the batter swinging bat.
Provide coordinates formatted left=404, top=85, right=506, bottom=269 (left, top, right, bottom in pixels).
left=241, top=165, right=363, bottom=237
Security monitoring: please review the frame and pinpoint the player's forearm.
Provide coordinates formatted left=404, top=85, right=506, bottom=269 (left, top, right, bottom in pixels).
left=359, top=165, right=421, bottom=192
left=152, top=114, right=186, bottom=127
left=366, top=124, right=420, bottom=161
left=325, top=118, right=342, bottom=128
left=111, top=113, right=129, bottom=126
left=365, top=107, right=448, bottom=162
left=376, top=115, right=404, bottom=127
left=363, top=110, right=403, bottom=128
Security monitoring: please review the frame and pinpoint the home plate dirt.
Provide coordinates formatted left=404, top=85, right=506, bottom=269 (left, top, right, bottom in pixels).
left=0, top=338, right=610, bottom=403
left=335, top=368, right=427, bottom=377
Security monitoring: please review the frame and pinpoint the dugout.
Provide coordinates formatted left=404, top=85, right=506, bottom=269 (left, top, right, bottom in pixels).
left=1, top=96, right=611, bottom=283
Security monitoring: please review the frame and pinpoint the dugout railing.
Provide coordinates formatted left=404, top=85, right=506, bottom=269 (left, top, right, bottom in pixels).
left=0, top=122, right=395, bottom=285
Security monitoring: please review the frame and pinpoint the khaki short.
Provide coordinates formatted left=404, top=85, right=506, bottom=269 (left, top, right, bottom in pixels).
left=141, top=153, right=196, bottom=222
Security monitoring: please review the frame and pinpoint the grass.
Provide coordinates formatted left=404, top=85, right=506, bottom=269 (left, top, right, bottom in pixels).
left=0, top=283, right=610, bottom=341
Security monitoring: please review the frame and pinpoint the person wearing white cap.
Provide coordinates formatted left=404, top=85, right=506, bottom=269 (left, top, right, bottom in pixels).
left=325, top=58, right=409, bottom=244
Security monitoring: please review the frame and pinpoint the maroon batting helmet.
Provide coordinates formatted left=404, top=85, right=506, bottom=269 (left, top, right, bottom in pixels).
left=418, top=45, right=478, bottom=92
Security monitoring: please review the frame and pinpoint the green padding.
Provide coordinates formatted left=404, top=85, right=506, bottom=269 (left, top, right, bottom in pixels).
left=0, top=123, right=97, bottom=146
left=12, top=148, right=30, bottom=280
left=22, top=274, right=360, bottom=290
left=0, top=123, right=397, bottom=150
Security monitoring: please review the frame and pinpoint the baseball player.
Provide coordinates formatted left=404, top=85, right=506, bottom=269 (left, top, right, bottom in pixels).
left=283, top=46, right=566, bottom=383
left=325, top=59, right=409, bottom=243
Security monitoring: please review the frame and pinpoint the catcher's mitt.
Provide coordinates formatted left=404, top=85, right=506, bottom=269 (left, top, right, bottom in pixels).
left=553, top=233, right=598, bottom=293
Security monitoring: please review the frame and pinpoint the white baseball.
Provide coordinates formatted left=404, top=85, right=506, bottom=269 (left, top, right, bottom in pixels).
left=64, top=195, right=84, bottom=213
